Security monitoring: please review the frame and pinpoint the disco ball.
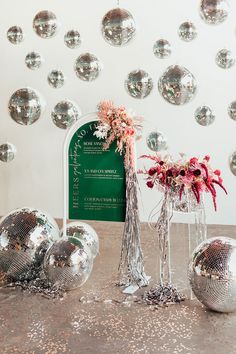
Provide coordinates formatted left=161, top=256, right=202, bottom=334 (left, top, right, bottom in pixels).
left=75, top=53, right=101, bottom=81
left=146, top=131, right=167, bottom=152
left=125, top=69, right=153, bottom=99
left=33, top=10, right=59, bottom=38
left=51, top=100, right=81, bottom=129
left=62, top=221, right=99, bottom=258
left=47, top=70, right=65, bottom=88
left=7, top=26, right=24, bottom=44
left=216, top=49, right=235, bottom=69
left=8, top=88, right=44, bottom=125
left=153, top=39, right=171, bottom=59
left=64, top=30, right=81, bottom=49
left=25, top=52, right=43, bottom=70
left=0, top=143, right=17, bottom=163
left=178, top=21, right=197, bottom=42
left=228, top=101, right=236, bottom=121
left=200, top=0, right=229, bottom=25
left=158, top=65, right=197, bottom=105
left=101, top=8, right=136, bottom=46
left=189, top=237, right=236, bottom=313
left=229, top=151, right=236, bottom=176
left=0, top=207, right=60, bottom=285
left=195, top=106, right=215, bottom=126
left=43, top=238, right=93, bottom=291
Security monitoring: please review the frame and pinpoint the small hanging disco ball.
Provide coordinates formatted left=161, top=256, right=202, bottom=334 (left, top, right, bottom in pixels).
left=146, top=131, right=167, bottom=152
left=8, top=88, right=45, bottom=125
left=25, top=52, right=43, bottom=70
left=101, top=8, right=136, bottom=46
left=194, top=106, right=215, bottom=126
left=153, top=39, right=171, bottom=59
left=47, top=70, right=65, bottom=88
left=0, top=207, right=60, bottom=285
left=33, top=10, right=59, bottom=38
left=51, top=100, right=81, bottom=129
left=199, top=0, right=229, bottom=25
left=7, top=26, right=24, bottom=44
left=74, top=53, right=102, bottom=81
left=158, top=65, right=197, bottom=105
left=228, top=101, right=236, bottom=121
left=43, top=238, right=93, bottom=291
left=62, top=221, right=99, bottom=258
left=125, top=69, right=153, bottom=99
left=0, top=143, right=17, bottom=163
left=189, top=237, right=236, bottom=313
left=64, top=30, right=81, bottom=49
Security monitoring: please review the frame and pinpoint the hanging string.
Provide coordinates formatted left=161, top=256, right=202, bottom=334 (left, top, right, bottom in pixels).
left=117, top=0, right=120, bottom=7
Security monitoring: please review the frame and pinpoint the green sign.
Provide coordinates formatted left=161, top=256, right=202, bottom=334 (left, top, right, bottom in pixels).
left=68, top=121, right=126, bottom=221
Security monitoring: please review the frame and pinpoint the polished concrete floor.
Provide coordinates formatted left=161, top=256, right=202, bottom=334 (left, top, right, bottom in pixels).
left=1, top=222, right=236, bottom=354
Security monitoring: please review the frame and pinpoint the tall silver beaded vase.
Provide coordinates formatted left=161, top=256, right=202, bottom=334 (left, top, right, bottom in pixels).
left=119, top=166, right=149, bottom=288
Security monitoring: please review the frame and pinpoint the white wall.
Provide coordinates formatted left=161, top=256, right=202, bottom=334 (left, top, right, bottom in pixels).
left=0, top=0, right=236, bottom=225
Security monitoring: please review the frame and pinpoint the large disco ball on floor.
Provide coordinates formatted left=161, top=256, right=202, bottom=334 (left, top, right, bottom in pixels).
left=43, top=238, right=93, bottom=291
left=189, top=237, right=236, bottom=313
left=62, top=221, right=99, bottom=258
left=0, top=207, right=60, bottom=285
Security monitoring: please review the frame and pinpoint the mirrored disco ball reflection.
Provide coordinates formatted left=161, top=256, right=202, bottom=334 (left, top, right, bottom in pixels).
left=43, top=238, right=93, bottom=291
left=146, top=131, right=167, bottom=152
left=189, top=237, right=236, bottom=312
left=7, top=26, right=24, bottom=44
left=62, top=221, right=99, bottom=258
left=178, top=21, right=197, bottom=41
left=125, top=69, right=153, bottom=99
left=153, top=39, right=171, bottom=59
left=158, top=65, right=197, bottom=105
left=33, top=10, right=59, bottom=38
left=0, top=207, right=60, bottom=285
left=25, top=52, right=43, bottom=70
left=64, top=30, right=81, bottom=49
left=228, top=101, right=236, bottom=121
left=101, top=8, right=136, bottom=46
left=200, top=0, right=229, bottom=25
left=47, top=70, right=65, bottom=88
left=216, top=49, right=235, bottom=69
left=75, top=53, right=101, bottom=81
left=51, top=100, right=81, bottom=129
left=8, top=88, right=44, bottom=125
left=0, top=143, right=17, bottom=163
left=229, top=151, right=236, bottom=176
left=195, top=106, right=215, bottom=126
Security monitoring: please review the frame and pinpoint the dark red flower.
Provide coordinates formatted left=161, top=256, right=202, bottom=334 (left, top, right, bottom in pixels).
left=159, top=161, right=164, bottom=166
left=194, top=169, right=201, bottom=176
left=166, top=169, right=173, bottom=177
left=148, top=167, right=157, bottom=176
left=147, top=181, right=154, bottom=188
left=180, top=170, right=186, bottom=176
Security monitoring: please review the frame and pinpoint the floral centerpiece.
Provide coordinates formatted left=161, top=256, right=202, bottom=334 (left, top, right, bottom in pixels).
left=94, top=101, right=148, bottom=287
left=140, top=154, right=227, bottom=211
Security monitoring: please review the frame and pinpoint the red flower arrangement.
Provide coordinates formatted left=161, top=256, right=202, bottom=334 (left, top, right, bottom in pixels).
left=140, top=154, right=227, bottom=211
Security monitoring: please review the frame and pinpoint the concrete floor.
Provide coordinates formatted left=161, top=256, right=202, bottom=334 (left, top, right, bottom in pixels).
left=1, top=222, right=236, bottom=354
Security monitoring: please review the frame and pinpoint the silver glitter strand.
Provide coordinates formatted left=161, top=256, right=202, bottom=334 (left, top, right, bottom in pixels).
left=118, top=168, right=149, bottom=287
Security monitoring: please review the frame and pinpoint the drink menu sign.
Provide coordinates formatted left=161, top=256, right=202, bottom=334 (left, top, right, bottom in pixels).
left=68, top=121, right=126, bottom=221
